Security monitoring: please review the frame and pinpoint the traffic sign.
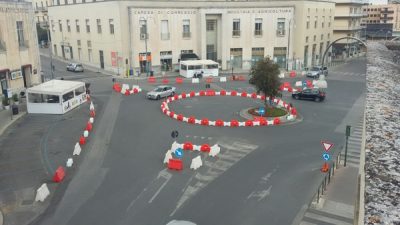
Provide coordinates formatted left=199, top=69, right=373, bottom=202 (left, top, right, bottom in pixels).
left=171, top=130, right=179, bottom=139
left=322, top=153, right=330, bottom=161
left=174, top=148, right=183, bottom=158
left=321, top=141, right=334, bottom=152
left=321, top=162, right=329, bottom=173
left=258, top=107, right=265, bottom=116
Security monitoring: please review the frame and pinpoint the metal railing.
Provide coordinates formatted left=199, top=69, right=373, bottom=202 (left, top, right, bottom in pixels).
left=254, top=30, right=263, bottom=36
left=232, top=30, right=241, bottom=37
left=182, top=32, right=191, bottom=38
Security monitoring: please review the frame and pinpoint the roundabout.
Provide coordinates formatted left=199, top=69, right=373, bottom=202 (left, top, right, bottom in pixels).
left=160, top=90, right=298, bottom=127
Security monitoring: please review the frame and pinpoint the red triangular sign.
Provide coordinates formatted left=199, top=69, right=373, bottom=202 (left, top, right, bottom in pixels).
left=321, top=141, right=334, bottom=151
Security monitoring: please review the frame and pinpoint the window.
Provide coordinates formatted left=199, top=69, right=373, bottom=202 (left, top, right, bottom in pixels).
left=350, top=7, right=353, bottom=14
left=308, top=8, right=310, bottom=13
left=313, top=35, right=316, bottom=41
left=255, top=18, right=262, bottom=36
left=97, top=19, right=101, bottom=34
left=67, top=20, right=70, bottom=32
left=348, top=21, right=352, bottom=27
left=86, top=19, right=90, bottom=33
left=76, top=19, right=80, bottom=32
left=88, top=49, right=92, bottom=62
left=109, top=19, right=114, bottom=34
left=206, top=20, right=215, bottom=31
left=73, top=0, right=76, bottom=3
left=328, top=33, right=330, bottom=39
left=62, top=91, right=74, bottom=102
left=64, top=0, right=68, bottom=5
left=183, top=19, right=190, bottom=38
left=75, top=86, right=85, bottom=96
left=87, top=40, right=91, bottom=48
left=78, top=48, right=82, bottom=60
left=51, top=20, right=55, bottom=31
left=314, top=16, right=318, bottom=28
left=57, top=0, right=60, bottom=5
left=321, top=34, right=323, bottom=40
left=306, top=36, right=309, bottom=43
left=322, top=16, right=325, bottom=28
left=233, top=19, right=240, bottom=36
left=306, top=16, right=310, bottom=29
left=28, top=93, right=60, bottom=103
left=161, top=20, right=169, bottom=40
left=77, top=40, right=81, bottom=46
left=277, top=18, right=285, bottom=36
left=58, top=20, right=62, bottom=32
left=16, top=21, right=25, bottom=47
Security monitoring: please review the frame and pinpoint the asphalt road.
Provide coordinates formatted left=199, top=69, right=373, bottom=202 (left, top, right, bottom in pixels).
left=33, top=56, right=366, bottom=225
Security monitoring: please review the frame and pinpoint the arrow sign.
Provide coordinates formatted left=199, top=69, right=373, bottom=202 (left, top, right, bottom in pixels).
left=258, top=107, right=265, bottom=116
left=321, top=141, right=334, bottom=152
left=174, top=148, right=183, bottom=158
left=322, top=153, right=330, bottom=161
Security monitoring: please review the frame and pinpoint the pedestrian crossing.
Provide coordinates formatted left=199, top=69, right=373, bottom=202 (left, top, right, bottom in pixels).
left=329, top=71, right=366, bottom=77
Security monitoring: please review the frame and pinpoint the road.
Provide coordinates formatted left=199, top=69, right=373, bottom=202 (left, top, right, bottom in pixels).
left=33, top=55, right=366, bottom=225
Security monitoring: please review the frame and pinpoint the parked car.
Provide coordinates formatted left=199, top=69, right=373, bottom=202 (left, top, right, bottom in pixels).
left=292, top=88, right=326, bottom=102
left=306, top=66, right=328, bottom=78
left=147, top=85, right=176, bottom=100
left=66, top=63, right=84, bottom=72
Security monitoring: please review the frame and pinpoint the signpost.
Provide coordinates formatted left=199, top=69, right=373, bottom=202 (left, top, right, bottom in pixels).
left=344, top=125, right=351, bottom=167
left=174, top=147, right=183, bottom=158
left=171, top=130, right=179, bottom=139
left=320, top=140, right=334, bottom=173
left=258, top=107, right=265, bottom=116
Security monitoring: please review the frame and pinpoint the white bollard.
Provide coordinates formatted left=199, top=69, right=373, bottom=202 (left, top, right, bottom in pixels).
left=73, top=142, right=81, bottom=156
left=35, top=183, right=50, bottom=202
left=83, top=130, right=89, bottom=138
left=89, top=102, right=95, bottom=111
left=190, top=156, right=203, bottom=170
left=66, top=158, right=73, bottom=167
left=209, top=144, right=221, bottom=157
left=163, top=150, right=173, bottom=164
left=89, top=117, right=94, bottom=124
left=219, top=77, right=227, bottom=82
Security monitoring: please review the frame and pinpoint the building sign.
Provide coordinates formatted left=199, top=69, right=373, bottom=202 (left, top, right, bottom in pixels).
left=227, top=8, right=292, bottom=14
left=10, top=70, right=22, bottom=80
left=0, top=7, right=29, bottom=13
left=139, top=53, right=151, bottom=62
left=132, top=9, right=197, bottom=15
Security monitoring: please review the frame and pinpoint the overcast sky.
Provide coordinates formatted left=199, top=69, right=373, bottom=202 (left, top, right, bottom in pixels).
left=369, top=0, right=388, bottom=5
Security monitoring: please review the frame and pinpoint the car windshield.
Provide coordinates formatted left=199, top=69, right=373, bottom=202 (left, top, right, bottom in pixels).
left=154, top=87, right=164, bottom=92
left=311, top=67, right=320, bottom=71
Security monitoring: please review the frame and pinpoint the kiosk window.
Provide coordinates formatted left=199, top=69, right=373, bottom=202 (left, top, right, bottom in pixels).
left=75, top=86, right=85, bottom=95
left=63, top=91, right=74, bottom=102
left=28, top=93, right=60, bottom=103
left=207, top=64, right=218, bottom=69
left=180, top=64, right=187, bottom=70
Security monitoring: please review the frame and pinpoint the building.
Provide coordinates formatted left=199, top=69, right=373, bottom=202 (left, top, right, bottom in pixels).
left=332, top=0, right=365, bottom=58
left=361, top=4, right=400, bottom=37
left=0, top=0, right=42, bottom=99
left=28, top=0, right=52, bottom=28
left=48, top=0, right=335, bottom=75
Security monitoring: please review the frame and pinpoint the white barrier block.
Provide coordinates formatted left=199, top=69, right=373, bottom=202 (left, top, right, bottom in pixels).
left=283, top=88, right=288, bottom=91
left=238, top=122, right=245, bottom=127
left=83, top=130, right=89, bottom=138
left=267, top=120, right=274, bottom=125
left=257, top=95, right=262, bottom=99
left=163, top=150, right=173, bottom=164
left=195, top=92, right=200, bottom=97
left=171, top=141, right=183, bottom=151
left=182, top=117, right=189, bottom=122
left=220, top=77, right=227, bottom=82
left=89, top=117, right=94, bottom=124
left=253, top=121, right=261, bottom=126
left=295, top=81, right=302, bottom=87
left=287, top=115, right=294, bottom=121
left=35, top=183, right=50, bottom=202
left=226, top=92, right=231, bottom=96
left=192, top=78, right=199, bottom=83
left=312, top=80, right=318, bottom=85
left=279, top=72, right=285, bottom=78
left=278, top=101, right=284, bottom=107
left=247, top=94, right=252, bottom=98
left=66, top=158, right=73, bottom=167
left=178, top=95, right=183, bottom=99
left=224, top=122, right=230, bottom=127
left=215, top=92, right=220, bottom=96
left=73, top=142, right=82, bottom=156
left=132, top=85, right=140, bottom=90
left=209, top=144, right=221, bottom=157
left=316, top=80, right=328, bottom=89
left=193, top=145, right=201, bottom=151
left=173, top=114, right=178, bottom=119
left=195, top=119, right=201, bottom=124
left=89, top=102, right=95, bottom=111
left=190, top=156, right=203, bottom=170
left=209, top=121, right=216, bottom=126
left=121, top=84, right=130, bottom=94
left=301, top=71, right=306, bottom=76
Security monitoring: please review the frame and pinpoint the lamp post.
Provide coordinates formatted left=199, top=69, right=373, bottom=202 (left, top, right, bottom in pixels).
left=286, top=18, right=293, bottom=71
left=140, top=17, right=150, bottom=77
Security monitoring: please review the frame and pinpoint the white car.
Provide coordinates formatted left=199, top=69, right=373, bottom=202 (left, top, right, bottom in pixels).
left=66, top=63, right=84, bottom=72
left=147, top=85, right=176, bottom=100
left=166, top=220, right=196, bottom=225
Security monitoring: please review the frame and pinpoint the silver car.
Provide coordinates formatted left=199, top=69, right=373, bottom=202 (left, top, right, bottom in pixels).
left=66, top=63, right=84, bottom=72
left=147, top=85, right=176, bottom=100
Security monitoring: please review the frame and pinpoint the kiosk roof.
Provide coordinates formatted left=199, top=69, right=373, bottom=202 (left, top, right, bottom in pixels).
left=27, top=80, right=85, bottom=95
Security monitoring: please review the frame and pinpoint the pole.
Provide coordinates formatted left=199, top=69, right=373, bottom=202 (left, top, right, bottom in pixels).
left=286, top=19, right=291, bottom=70
left=47, top=27, right=54, bottom=80
left=144, top=19, right=149, bottom=77
left=344, top=125, right=351, bottom=167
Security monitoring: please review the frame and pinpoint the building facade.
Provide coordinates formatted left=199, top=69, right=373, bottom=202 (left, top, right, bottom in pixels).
left=28, top=0, right=52, bottom=28
left=0, top=0, right=42, bottom=98
left=332, top=0, right=365, bottom=58
left=361, top=4, right=400, bottom=37
left=48, top=0, right=335, bottom=75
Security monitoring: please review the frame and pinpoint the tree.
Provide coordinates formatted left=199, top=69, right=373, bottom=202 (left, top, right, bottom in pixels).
left=249, top=57, right=281, bottom=107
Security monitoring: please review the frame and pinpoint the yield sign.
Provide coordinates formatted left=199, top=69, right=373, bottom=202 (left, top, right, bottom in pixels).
left=321, top=141, right=334, bottom=151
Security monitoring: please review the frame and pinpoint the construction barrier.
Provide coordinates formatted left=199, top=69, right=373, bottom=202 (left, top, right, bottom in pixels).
left=190, top=156, right=203, bottom=170
left=73, top=142, right=82, bottom=155
left=35, top=183, right=50, bottom=202
left=66, top=158, right=73, bottom=167
left=160, top=90, right=297, bottom=127
left=53, top=166, right=66, bottom=183
left=168, top=159, right=183, bottom=171
left=112, top=84, right=142, bottom=96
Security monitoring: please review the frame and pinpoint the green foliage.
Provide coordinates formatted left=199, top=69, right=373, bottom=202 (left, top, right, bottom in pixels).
left=249, top=57, right=281, bottom=105
left=12, top=93, right=18, bottom=102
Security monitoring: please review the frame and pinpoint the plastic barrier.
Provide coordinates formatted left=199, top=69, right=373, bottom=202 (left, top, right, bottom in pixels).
left=66, top=158, right=73, bottom=167
left=206, top=77, right=213, bottom=83
left=200, top=144, right=211, bottom=152
left=163, top=150, right=173, bottom=164
left=220, top=77, right=227, bottom=82
left=89, top=102, right=95, bottom=111
left=290, top=71, right=296, bottom=78
left=83, top=130, right=89, bottom=138
left=168, top=159, right=183, bottom=171
left=162, top=79, right=169, bottom=84
left=89, top=117, right=94, bottom=124
left=190, top=156, right=203, bottom=170
left=86, top=122, right=93, bottom=132
left=192, top=78, right=199, bottom=84
left=183, top=142, right=193, bottom=150
left=176, top=77, right=183, bottom=84
left=73, top=142, right=82, bottom=156
left=90, top=110, right=96, bottom=117
left=35, top=183, right=50, bottom=202
left=148, top=77, right=156, bottom=83
left=121, top=84, right=130, bottom=94
left=209, top=144, right=221, bottom=157
left=79, top=135, right=86, bottom=145
left=53, top=166, right=66, bottom=183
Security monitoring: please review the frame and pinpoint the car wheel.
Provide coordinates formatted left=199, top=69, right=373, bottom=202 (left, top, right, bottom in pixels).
left=156, top=95, right=160, bottom=100
left=294, top=95, right=300, bottom=100
left=315, top=97, right=321, bottom=102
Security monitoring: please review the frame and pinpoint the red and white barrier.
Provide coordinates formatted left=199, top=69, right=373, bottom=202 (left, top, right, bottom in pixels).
left=190, top=156, right=203, bottom=170
left=35, top=183, right=50, bottom=202
left=160, top=90, right=297, bottom=127
left=112, top=83, right=142, bottom=95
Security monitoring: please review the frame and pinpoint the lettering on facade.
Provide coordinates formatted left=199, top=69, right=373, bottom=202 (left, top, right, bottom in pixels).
left=0, top=7, right=29, bottom=13
left=132, top=10, right=197, bottom=15
left=227, top=8, right=292, bottom=14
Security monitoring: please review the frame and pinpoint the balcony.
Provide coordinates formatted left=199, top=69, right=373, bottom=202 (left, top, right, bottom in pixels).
left=0, top=40, right=6, bottom=52
left=18, top=40, right=29, bottom=50
left=182, top=32, right=191, bottom=38
left=232, top=30, right=241, bottom=37
left=161, top=33, right=170, bottom=40
left=254, top=30, right=263, bottom=36
left=276, top=29, right=285, bottom=36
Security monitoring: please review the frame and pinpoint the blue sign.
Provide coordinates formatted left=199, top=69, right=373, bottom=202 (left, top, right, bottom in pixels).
left=258, top=107, right=265, bottom=116
left=302, top=81, right=307, bottom=87
left=174, top=148, right=183, bottom=158
left=322, top=153, right=330, bottom=161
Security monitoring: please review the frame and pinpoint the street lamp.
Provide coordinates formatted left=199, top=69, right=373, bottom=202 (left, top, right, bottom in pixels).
left=140, top=17, right=150, bottom=77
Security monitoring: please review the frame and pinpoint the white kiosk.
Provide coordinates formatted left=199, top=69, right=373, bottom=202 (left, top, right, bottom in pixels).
left=179, top=60, right=219, bottom=78
left=27, top=80, right=87, bottom=114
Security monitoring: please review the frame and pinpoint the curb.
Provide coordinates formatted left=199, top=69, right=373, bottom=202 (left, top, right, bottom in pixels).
left=239, top=107, right=303, bottom=126
left=0, top=112, right=26, bottom=137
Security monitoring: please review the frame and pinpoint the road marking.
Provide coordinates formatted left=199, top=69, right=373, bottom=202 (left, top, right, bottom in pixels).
left=148, top=172, right=172, bottom=203
left=247, top=186, right=272, bottom=201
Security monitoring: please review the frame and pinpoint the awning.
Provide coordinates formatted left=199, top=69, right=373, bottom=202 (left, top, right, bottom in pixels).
left=0, top=68, right=10, bottom=74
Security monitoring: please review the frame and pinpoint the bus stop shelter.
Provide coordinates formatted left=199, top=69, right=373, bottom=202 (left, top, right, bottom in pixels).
left=27, top=80, right=87, bottom=114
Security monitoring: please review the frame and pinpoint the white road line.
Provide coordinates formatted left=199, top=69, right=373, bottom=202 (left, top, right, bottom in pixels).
left=148, top=174, right=172, bottom=203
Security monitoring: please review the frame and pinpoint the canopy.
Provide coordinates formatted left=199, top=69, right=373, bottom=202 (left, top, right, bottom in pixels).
left=27, top=80, right=85, bottom=95
left=180, top=59, right=218, bottom=66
